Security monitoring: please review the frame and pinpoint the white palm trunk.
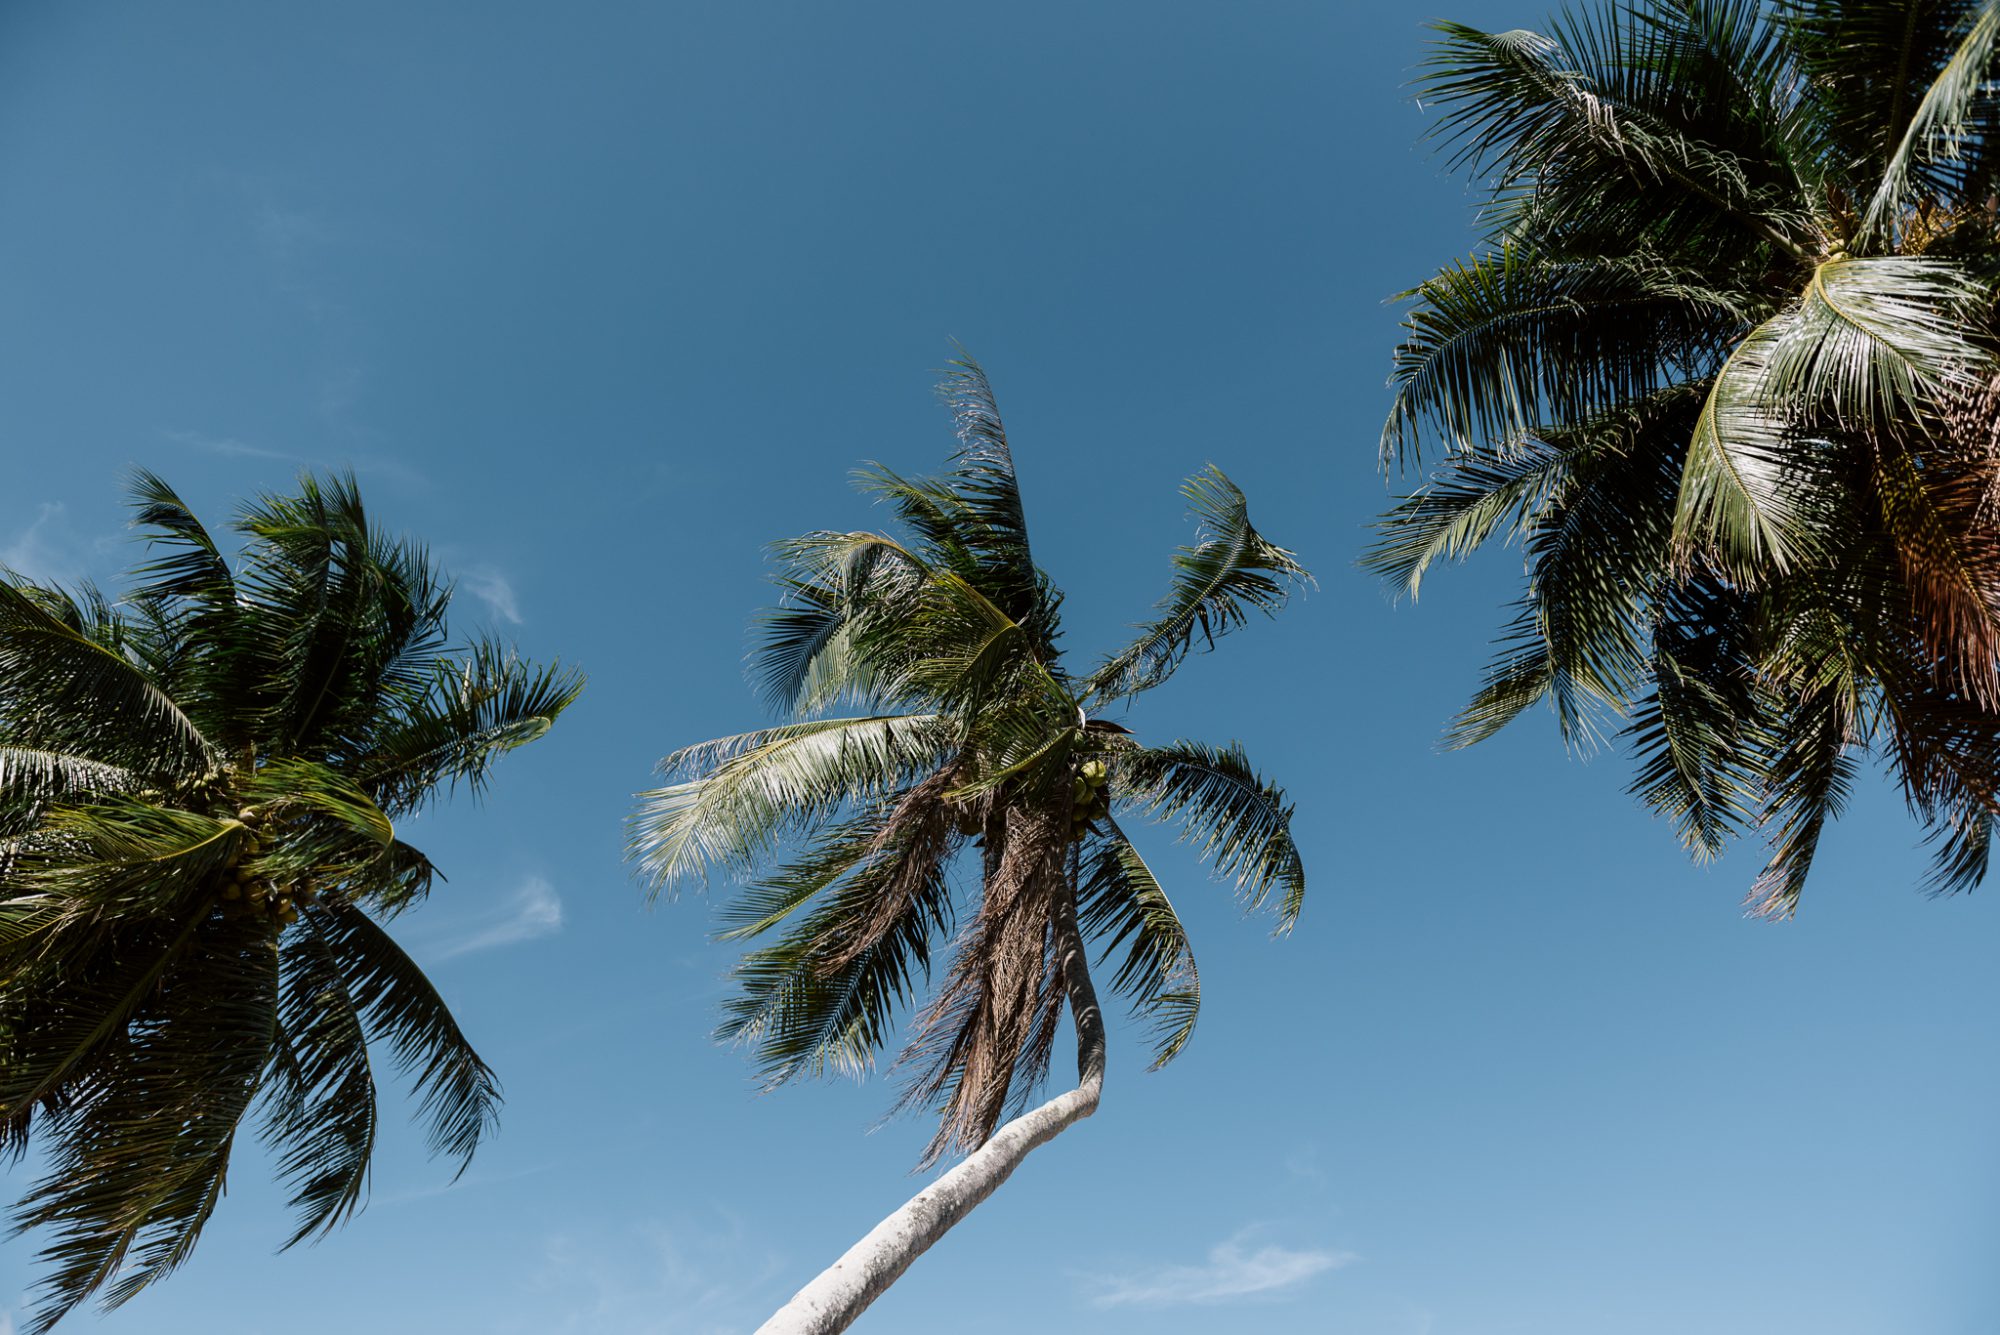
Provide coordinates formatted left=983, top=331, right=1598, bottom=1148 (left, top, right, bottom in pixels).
left=752, top=868, right=1107, bottom=1335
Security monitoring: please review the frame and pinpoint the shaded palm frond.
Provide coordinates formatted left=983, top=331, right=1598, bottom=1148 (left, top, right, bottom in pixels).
left=1086, top=467, right=1309, bottom=704
left=309, top=900, right=498, bottom=1168
left=1383, top=247, right=1737, bottom=463
left=263, top=923, right=377, bottom=1248
left=1746, top=682, right=1860, bottom=917
left=1077, top=822, right=1199, bottom=1069
left=717, top=781, right=959, bottom=1086
left=357, top=642, right=584, bottom=815
left=0, top=582, right=214, bottom=781
left=1116, top=742, right=1306, bottom=929
left=12, top=930, right=278, bottom=1335
left=1623, top=578, right=1770, bottom=857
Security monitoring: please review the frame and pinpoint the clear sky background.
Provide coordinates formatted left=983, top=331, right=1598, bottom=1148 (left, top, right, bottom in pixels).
left=0, top=3, right=1995, bottom=1333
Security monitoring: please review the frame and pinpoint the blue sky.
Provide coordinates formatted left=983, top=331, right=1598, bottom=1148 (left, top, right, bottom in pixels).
left=1, top=3, right=1995, bottom=1333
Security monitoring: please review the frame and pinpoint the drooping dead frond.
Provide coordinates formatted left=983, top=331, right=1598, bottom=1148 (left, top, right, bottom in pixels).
left=895, top=800, right=1068, bottom=1165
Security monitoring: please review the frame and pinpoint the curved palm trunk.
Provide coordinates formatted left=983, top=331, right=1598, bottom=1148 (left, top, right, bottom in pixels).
left=752, top=842, right=1108, bottom=1335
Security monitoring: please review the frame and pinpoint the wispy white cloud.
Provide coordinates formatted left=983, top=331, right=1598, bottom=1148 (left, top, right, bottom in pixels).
left=164, top=427, right=292, bottom=461
left=435, top=876, right=563, bottom=960
left=518, top=1213, right=785, bottom=1335
left=1, top=1306, right=18, bottom=1335
left=1, top=503, right=118, bottom=587
left=2, top=503, right=69, bottom=581
left=1284, top=1142, right=1328, bottom=1187
left=463, top=566, right=524, bottom=624
left=1086, top=1230, right=1355, bottom=1309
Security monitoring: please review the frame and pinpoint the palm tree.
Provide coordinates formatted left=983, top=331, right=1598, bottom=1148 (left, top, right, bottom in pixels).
left=628, top=357, right=1310, bottom=1335
left=1374, top=0, right=2000, bottom=913
left=0, top=472, right=581, bottom=1333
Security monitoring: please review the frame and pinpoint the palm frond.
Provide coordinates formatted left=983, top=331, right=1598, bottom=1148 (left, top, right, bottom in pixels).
left=630, top=714, right=954, bottom=894
left=0, top=582, right=214, bottom=780
left=1085, top=467, right=1308, bottom=705
left=357, top=643, right=584, bottom=815
left=1116, top=742, right=1306, bottom=929
left=12, top=931, right=278, bottom=1334
left=717, top=786, right=957, bottom=1086
left=1077, top=822, right=1200, bottom=1069
left=1623, top=579, right=1769, bottom=857
left=1363, top=438, right=1575, bottom=598
left=310, top=900, right=498, bottom=1169
left=1859, top=2, right=2000, bottom=245
left=1785, top=0, right=1974, bottom=188
left=1382, top=247, right=1734, bottom=463
left=1746, top=683, right=1859, bottom=917
left=1769, top=257, right=1991, bottom=424
left=263, top=924, right=377, bottom=1248
left=1673, top=318, right=1836, bottom=576
left=932, top=354, right=1045, bottom=628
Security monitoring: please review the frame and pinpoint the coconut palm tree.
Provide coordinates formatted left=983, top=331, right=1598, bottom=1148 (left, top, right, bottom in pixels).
left=0, top=472, right=581, bottom=1333
left=629, top=358, right=1310, bottom=1335
left=1374, top=0, right=2000, bottom=913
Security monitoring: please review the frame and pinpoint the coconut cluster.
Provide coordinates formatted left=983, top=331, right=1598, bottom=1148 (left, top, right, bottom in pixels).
left=1069, top=758, right=1110, bottom=839
left=211, top=808, right=312, bottom=929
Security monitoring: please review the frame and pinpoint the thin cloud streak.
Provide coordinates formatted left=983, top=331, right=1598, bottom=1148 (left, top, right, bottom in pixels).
left=1087, top=1232, right=1355, bottom=1309
left=164, top=427, right=292, bottom=461
left=463, top=566, right=524, bottom=624
left=1, top=503, right=117, bottom=587
left=436, top=876, right=563, bottom=960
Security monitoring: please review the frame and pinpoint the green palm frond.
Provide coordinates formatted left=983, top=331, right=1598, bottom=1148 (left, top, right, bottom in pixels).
left=1673, top=319, right=1836, bottom=575
left=1746, top=683, right=1860, bottom=917
left=630, top=714, right=954, bottom=892
left=128, top=471, right=239, bottom=609
left=0, top=748, right=139, bottom=810
left=1078, top=823, right=1199, bottom=1069
left=1785, top=0, right=1974, bottom=186
left=1085, top=467, right=1307, bottom=706
left=310, top=900, right=498, bottom=1168
left=1769, top=257, right=1991, bottom=422
left=717, top=803, right=956, bottom=1086
left=13, top=931, right=277, bottom=1335
left=1436, top=389, right=1693, bottom=748
left=932, top=354, right=1045, bottom=628
left=1422, top=15, right=1813, bottom=256
left=1859, top=2, right=2000, bottom=245
left=1364, top=440, right=1575, bottom=598
left=0, top=582, right=214, bottom=780
left=357, top=642, right=583, bottom=815
left=1919, top=788, right=1995, bottom=894
left=1382, top=248, right=1735, bottom=462
left=1116, top=742, right=1306, bottom=929
left=1623, top=581, right=1770, bottom=857
left=264, top=924, right=377, bottom=1248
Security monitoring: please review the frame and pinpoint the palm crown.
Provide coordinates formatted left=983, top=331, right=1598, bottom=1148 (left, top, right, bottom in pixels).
left=0, top=473, right=581, bottom=1332
left=1375, top=0, right=2000, bottom=913
left=630, top=359, right=1310, bottom=1163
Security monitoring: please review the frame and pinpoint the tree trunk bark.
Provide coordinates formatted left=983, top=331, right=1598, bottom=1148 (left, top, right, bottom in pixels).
left=751, top=846, right=1107, bottom=1335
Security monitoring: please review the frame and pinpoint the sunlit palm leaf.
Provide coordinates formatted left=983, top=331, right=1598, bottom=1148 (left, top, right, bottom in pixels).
left=630, top=714, right=953, bottom=892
